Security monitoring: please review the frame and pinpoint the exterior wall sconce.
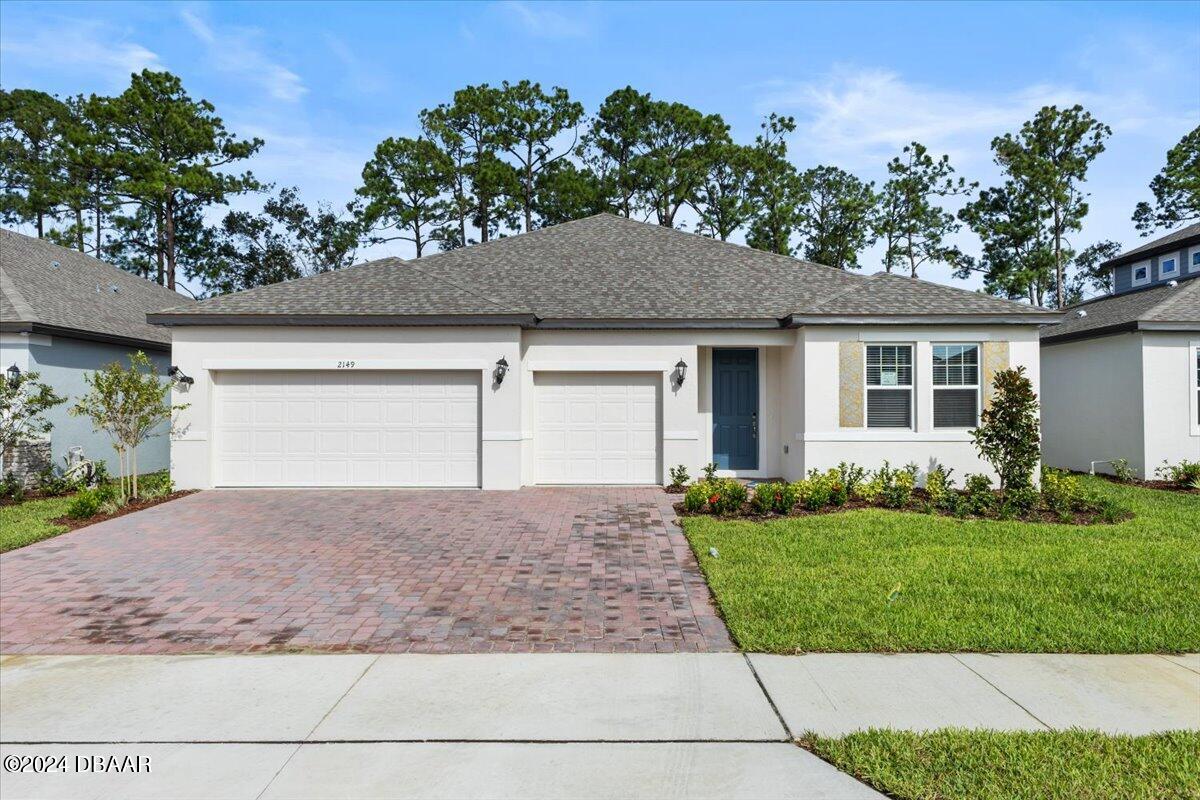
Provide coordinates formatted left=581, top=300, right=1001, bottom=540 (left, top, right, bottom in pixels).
left=168, top=366, right=194, bottom=386
left=494, top=356, right=510, bottom=385
left=674, top=358, right=687, bottom=387
left=6, top=364, right=20, bottom=387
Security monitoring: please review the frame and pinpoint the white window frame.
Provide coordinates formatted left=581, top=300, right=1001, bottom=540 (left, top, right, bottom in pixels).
left=1192, top=341, right=1200, bottom=437
left=864, top=342, right=914, bottom=430
left=1188, top=246, right=1200, bottom=274
left=931, top=343, right=981, bottom=429
left=1158, top=251, right=1179, bottom=279
left=1131, top=260, right=1151, bottom=287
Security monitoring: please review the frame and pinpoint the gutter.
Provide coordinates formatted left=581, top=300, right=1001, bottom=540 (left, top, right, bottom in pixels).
left=1042, top=319, right=1200, bottom=345
left=784, top=313, right=1062, bottom=326
left=0, top=321, right=171, bottom=353
left=146, top=312, right=539, bottom=328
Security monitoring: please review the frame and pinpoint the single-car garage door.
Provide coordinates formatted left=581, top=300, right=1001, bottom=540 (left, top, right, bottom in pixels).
left=534, top=372, right=660, bottom=484
left=214, top=370, right=479, bottom=487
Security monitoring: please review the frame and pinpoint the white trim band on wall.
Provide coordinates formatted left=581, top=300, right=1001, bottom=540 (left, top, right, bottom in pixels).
left=202, top=359, right=495, bottom=371
left=526, top=361, right=670, bottom=373
left=802, top=431, right=974, bottom=443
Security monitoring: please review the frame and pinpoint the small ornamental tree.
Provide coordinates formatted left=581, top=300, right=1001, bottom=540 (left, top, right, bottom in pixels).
left=0, top=369, right=65, bottom=471
left=971, top=366, right=1041, bottom=499
left=69, top=352, right=187, bottom=499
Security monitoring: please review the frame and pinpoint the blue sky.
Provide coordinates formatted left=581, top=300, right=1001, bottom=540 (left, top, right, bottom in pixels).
left=2, top=0, right=1198, bottom=294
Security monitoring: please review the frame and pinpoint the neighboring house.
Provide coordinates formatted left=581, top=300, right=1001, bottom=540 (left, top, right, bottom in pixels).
left=1, top=229, right=185, bottom=482
left=150, top=214, right=1057, bottom=490
left=1041, top=223, right=1200, bottom=479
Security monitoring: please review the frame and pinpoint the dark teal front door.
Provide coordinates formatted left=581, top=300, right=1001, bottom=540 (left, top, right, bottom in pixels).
left=712, top=348, right=758, bottom=470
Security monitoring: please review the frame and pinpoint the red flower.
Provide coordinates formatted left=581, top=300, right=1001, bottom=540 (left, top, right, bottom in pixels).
left=708, top=494, right=720, bottom=504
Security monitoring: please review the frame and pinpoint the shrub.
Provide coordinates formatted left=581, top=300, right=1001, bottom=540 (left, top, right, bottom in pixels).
left=1, top=471, right=22, bottom=502
left=971, top=366, right=1040, bottom=499
left=924, top=464, right=954, bottom=509
left=667, top=464, right=691, bottom=489
left=683, top=482, right=711, bottom=512
left=835, top=462, right=866, bottom=498
left=701, top=462, right=719, bottom=482
left=66, top=489, right=102, bottom=520
left=1155, top=459, right=1200, bottom=488
left=138, top=470, right=174, bottom=498
left=1041, top=467, right=1081, bottom=516
left=963, top=473, right=995, bottom=515
left=853, top=475, right=882, bottom=504
left=709, top=478, right=748, bottom=514
left=1004, top=486, right=1040, bottom=516
left=751, top=482, right=796, bottom=514
left=871, top=462, right=917, bottom=508
left=1109, top=458, right=1134, bottom=483
left=90, top=459, right=110, bottom=486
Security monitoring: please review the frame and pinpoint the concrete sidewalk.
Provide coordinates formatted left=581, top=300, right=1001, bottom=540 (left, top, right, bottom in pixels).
left=1, top=652, right=1196, bottom=799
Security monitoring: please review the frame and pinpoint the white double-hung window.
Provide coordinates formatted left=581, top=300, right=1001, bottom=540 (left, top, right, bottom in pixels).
left=866, top=344, right=913, bottom=428
left=932, top=344, right=980, bottom=428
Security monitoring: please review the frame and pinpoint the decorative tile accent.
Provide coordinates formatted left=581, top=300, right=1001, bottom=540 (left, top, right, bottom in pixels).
left=839, top=341, right=864, bottom=428
left=981, top=341, right=1010, bottom=410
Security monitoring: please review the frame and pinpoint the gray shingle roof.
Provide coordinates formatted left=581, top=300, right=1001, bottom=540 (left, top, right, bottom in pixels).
left=1, top=228, right=187, bottom=346
left=1102, top=222, right=1200, bottom=268
left=1041, top=277, right=1200, bottom=343
left=794, top=271, right=1056, bottom=318
left=152, top=214, right=1051, bottom=325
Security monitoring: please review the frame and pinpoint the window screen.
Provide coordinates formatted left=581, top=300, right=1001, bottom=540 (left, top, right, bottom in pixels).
left=866, top=345, right=912, bottom=428
left=933, top=344, right=980, bottom=428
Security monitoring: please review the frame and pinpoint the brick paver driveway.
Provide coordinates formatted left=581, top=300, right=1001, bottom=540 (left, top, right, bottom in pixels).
left=0, top=488, right=732, bottom=654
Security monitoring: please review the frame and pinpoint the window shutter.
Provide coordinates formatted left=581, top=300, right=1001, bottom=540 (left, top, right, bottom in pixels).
left=934, top=388, right=978, bottom=428
left=839, top=341, right=864, bottom=427
left=867, top=390, right=912, bottom=427
left=981, top=341, right=1010, bottom=410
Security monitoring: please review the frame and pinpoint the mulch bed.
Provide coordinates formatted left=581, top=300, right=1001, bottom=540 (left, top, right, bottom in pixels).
left=50, top=490, right=197, bottom=531
left=1074, top=471, right=1199, bottom=495
left=674, top=489, right=1133, bottom=527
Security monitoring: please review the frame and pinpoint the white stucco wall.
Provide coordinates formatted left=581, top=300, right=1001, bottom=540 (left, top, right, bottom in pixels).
left=1141, top=332, right=1200, bottom=475
left=1041, top=333, right=1146, bottom=476
left=799, top=325, right=1043, bottom=485
left=168, top=323, right=1044, bottom=490
left=1041, top=331, right=1200, bottom=479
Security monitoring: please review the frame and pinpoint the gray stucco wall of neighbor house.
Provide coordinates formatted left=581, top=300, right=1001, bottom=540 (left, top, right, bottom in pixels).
left=27, top=337, right=171, bottom=475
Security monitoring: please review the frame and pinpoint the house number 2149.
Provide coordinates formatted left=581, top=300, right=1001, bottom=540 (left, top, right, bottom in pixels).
left=337, top=360, right=356, bottom=369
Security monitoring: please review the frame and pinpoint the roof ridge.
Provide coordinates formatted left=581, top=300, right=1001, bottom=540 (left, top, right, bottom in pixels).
left=0, top=267, right=38, bottom=322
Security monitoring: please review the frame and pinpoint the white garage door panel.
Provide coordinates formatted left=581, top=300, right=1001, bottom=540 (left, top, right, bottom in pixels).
left=214, top=371, right=479, bottom=487
left=535, top=372, right=660, bottom=485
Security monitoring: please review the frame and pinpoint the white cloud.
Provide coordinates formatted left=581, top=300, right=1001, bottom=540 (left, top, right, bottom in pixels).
left=0, top=19, right=162, bottom=84
left=179, top=6, right=306, bottom=102
left=755, top=67, right=1099, bottom=171
left=496, top=1, right=593, bottom=38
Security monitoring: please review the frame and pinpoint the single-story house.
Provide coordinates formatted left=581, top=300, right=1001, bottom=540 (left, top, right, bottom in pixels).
left=1042, top=222, right=1200, bottom=479
left=150, top=214, right=1058, bottom=490
left=1, top=229, right=184, bottom=483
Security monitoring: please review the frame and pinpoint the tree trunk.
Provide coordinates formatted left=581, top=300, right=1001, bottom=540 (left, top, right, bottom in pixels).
left=36, top=213, right=44, bottom=238
left=155, top=205, right=165, bottom=286
left=1053, top=206, right=1064, bottom=309
left=414, top=225, right=423, bottom=258
left=132, top=448, right=138, bottom=500
left=75, top=209, right=84, bottom=252
left=94, top=192, right=103, bottom=256
left=164, top=196, right=177, bottom=291
left=524, top=145, right=533, bottom=233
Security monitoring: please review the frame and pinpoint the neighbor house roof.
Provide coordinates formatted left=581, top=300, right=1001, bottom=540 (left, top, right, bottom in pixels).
left=1041, top=278, right=1200, bottom=344
left=149, top=214, right=1058, bottom=328
left=1, top=228, right=187, bottom=349
left=1101, top=222, right=1200, bottom=270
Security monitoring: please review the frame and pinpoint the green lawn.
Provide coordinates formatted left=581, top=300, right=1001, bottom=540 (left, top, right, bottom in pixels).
left=802, top=729, right=1200, bottom=800
left=0, top=494, right=76, bottom=552
left=683, top=477, right=1200, bottom=653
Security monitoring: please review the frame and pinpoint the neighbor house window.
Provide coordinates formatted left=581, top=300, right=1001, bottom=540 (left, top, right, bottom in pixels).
left=866, top=344, right=913, bottom=428
left=1195, top=346, right=1199, bottom=425
left=1131, top=261, right=1151, bottom=287
left=1159, top=253, right=1179, bottom=278
left=932, top=344, right=980, bottom=428
left=1189, top=246, right=1200, bottom=274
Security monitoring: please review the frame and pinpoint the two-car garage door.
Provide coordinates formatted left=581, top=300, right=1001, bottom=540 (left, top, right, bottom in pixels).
left=214, top=371, right=479, bottom=487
